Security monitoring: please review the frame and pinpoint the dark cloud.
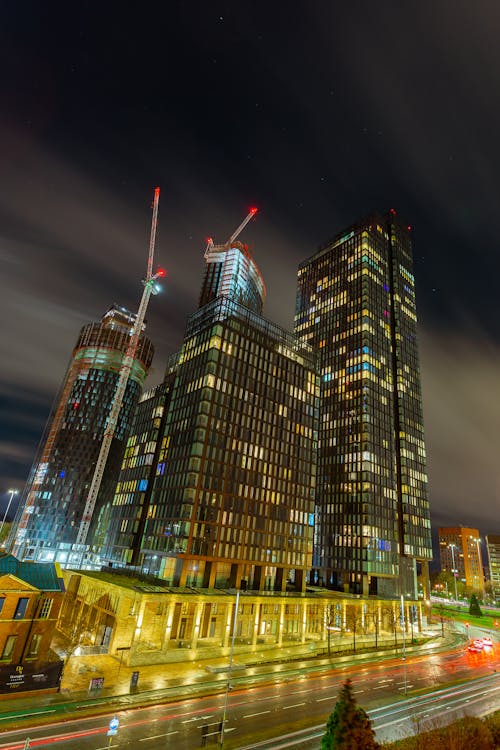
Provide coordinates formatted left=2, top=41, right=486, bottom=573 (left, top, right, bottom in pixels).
left=1, top=2, right=500, bottom=539
left=421, top=330, right=500, bottom=532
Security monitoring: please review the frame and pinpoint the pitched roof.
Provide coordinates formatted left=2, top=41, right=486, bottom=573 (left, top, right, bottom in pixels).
left=0, top=555, right=64, bottom=592
left=0, top=573, right=40, bottom=592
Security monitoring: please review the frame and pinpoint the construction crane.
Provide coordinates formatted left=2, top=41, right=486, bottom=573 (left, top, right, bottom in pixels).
left=204, top=206, right=258, bottom=258
left=74, top=187, right=165, bottom=560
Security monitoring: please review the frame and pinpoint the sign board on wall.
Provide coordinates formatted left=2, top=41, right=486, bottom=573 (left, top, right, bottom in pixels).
left=0, top=662, right=63, bottom=693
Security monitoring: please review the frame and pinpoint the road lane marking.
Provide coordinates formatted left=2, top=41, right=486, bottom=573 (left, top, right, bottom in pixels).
left=316, top=695, right=337, bottom=702
left=182, top=717, right=199, bottom=723
left=243, top=710, right=271, bottom=718
left=77, top=701, right=107, bottom=708
left=0, top=709, right=57, bottom=721
left=283, top=702, right=306, bottom=709
left=139, top=732, right=179, bottom=741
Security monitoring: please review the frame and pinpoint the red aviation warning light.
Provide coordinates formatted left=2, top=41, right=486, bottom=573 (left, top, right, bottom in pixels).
left=249, top=206, right=258, bottom=215
left=156, top=268, right=166, bottom=277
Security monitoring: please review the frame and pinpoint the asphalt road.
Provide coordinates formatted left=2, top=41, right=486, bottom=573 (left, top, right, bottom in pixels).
left=0, top=639, right=497, bottom=749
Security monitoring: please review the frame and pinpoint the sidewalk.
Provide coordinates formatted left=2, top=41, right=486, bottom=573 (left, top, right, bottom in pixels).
left=0, top=626, right=465, bottom=727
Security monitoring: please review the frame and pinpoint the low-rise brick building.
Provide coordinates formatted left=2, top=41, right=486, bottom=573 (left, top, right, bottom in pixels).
left=0, top=554, right=64, bottom=695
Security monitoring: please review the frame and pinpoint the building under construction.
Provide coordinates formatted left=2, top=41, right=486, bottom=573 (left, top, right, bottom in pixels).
left=11, top=304, right=154, bottom=565
left=101, top=211, right=319, bottom=592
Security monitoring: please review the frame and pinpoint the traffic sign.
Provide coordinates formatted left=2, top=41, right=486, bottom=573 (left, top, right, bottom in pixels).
left=109, top=717, right=120, bottom=731
left=107, top=729, right=117, bottom=736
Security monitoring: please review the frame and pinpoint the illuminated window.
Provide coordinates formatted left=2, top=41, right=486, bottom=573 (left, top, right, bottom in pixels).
left=38, top=599, right=53, bottom=619
left=1, top=635, right=17, bottom=659
left=27, top=634, right=42, bottom=657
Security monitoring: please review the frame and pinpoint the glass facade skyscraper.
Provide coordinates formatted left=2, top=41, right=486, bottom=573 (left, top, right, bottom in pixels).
left=97, top=368, right=175, bottom=566
left=97, top=238, right=317, bottom=592
left=199, top=239, right=266, bottom=314
left=140, top=296, right=318, bottom=591
left=12, top=305, right=154, bottom=565
left=295, top=211, right=432, bottom=597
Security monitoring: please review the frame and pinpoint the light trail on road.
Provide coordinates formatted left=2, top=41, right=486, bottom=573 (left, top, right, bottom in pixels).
left=0, top=640, right=497, bottom=750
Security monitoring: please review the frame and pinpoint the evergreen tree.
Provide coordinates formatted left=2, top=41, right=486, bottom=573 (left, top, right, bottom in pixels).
left=321, top=678, right=380, bottom=749
left=469, top=593, right=482, bottom=617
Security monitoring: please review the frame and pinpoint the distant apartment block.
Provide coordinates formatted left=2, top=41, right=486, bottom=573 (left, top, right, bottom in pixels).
left=439, top=526, right=484, bottom=591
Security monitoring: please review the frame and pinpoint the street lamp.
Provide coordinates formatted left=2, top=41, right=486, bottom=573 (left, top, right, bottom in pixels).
left=449, top=544, right=459, bottom=603
left=219, top=589, right=240, bottom=748
left=0, top=489, right=18, bottom=537
left=400, top=594, right=407, bottom=696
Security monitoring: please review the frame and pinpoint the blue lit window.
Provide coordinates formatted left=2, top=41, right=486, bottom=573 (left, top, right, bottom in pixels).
left=138, top=479, right=148, bottom=492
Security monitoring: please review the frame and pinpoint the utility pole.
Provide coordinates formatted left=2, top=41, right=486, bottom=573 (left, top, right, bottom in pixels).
left=400, top=594, right=407, bottom=696
left=219, top=589, right=240, bottom=747
left=73, top=188, right=165, bottom=565
left=0, top=489, right=18, bottom=536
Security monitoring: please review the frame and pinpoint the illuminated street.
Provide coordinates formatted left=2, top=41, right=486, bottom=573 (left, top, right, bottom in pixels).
left=0, top=637, right=497, bottom=749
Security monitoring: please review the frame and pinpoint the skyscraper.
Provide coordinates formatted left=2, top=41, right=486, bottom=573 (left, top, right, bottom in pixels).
left=134, top=240, right=318, bottom=592
left=12, top=305, right=154, bottom=565
left=295, top=211, right=432, bottom=597
left=199, top=238, right=266, bottom=313
left=97, top=368, right=175, bottom=567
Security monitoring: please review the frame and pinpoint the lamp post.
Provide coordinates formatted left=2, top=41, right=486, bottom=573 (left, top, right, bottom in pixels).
left=400, top=594, right=407, bottom=696
left=449, top=544, right=459, bottom=603
left=0, top=489, right=18, bottom=537
left=219, top=589, right=240, bottom=748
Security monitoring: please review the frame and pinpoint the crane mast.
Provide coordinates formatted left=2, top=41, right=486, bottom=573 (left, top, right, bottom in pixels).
left=74, top=188, right=164, bottom=559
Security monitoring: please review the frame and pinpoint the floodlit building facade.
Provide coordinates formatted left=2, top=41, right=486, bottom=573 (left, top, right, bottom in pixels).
left=439, top=526, right=484, bottom=592
left=295, top=211, right=432, bottom=597
left=59, top=568, right=423, bottom=668
left=12, top=306, right=154, bottom=566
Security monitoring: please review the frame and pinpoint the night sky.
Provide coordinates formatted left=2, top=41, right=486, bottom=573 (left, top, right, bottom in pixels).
left=1, top=2, right=500, bottom=545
